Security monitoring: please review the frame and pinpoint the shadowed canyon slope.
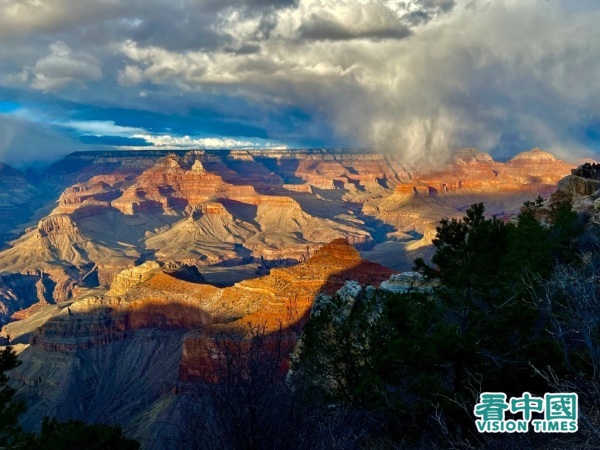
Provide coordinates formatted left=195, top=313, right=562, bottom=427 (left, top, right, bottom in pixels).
left=0, top=147, right=572, bottom=324
left=6, top=240, right=395, bottom=448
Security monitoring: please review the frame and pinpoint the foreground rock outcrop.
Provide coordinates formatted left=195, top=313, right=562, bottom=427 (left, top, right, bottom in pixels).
left=380, top=272, right=437, bottom=294
left=556, top=160, right=600, bottom=219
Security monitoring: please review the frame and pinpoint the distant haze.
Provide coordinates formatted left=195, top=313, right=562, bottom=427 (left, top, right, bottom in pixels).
left=0, top=0, right=599, bottom=167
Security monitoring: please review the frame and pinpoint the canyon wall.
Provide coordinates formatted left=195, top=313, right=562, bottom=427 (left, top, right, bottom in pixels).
left=0, top=147, right=573, bottom=324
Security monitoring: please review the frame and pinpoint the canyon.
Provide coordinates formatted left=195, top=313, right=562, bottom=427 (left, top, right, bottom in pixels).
left=0, top=147, right=575, bottom=448
left=0, top=147, right=572, bottom=324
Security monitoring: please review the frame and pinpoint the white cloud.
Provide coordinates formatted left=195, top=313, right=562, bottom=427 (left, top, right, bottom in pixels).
left=30, top=41, right=102, bottom=90
left=117, top=64, right=145, bottom=86
left=131, top=134, right=285, bottom=149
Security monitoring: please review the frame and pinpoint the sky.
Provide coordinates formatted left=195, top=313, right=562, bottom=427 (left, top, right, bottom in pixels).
left=1, top=0, right=600, bottom=168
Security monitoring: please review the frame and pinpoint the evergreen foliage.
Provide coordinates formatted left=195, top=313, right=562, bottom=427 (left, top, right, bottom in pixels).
left=295, top=196, right=597, bottom=447
left=0, top=346, right=26, bottom=448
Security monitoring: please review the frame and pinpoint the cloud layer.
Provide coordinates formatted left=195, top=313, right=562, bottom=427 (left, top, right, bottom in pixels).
left=1, top=0, right=599, bottom=166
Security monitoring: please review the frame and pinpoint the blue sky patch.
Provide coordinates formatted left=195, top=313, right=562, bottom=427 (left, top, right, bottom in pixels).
left=0, top=101, right=21, bottom=114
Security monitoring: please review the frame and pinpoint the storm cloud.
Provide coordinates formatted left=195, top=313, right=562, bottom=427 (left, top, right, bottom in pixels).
left=0, top=0, right=599, bottom=166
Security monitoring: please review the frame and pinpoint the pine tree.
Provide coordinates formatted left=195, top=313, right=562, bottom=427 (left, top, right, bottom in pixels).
left=0, top=346, right=26, bottom=448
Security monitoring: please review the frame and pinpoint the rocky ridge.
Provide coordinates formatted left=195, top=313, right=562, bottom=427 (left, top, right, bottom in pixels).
left=557, top=161, right=600, bottom=215
left=22, top=239, right=394, bottom=356
left=361, top=147, right=573, bottom=268
left=392, top=148, right=571, bottom=197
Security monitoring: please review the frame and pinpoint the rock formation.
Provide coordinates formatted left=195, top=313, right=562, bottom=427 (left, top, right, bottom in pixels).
left=15, top=239, right=393, bottom=369
left=380, top=272, right=437, bottom=294
left=360, top=147, right=573, bottom=270
left=556, top=160, right=600, bottom=217
left=0, top=147, right=573, bottom=324
left=106, top=261, right=163, bottom=296
left=392, top=148, right=571, bottom=198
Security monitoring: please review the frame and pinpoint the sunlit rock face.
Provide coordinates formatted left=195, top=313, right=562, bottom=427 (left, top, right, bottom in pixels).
left=0, top=147, right=572, bottom=324
left=106, top=261, right=162, bottom=296
left=19, top=239, right=393, bottom=364
left=178, top=239, right=396, bottom=381
left=392, top=148, right=572, bottom=198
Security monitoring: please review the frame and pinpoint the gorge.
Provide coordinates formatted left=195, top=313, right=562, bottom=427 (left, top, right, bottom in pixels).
left=0, top=147, right=577, bottom=448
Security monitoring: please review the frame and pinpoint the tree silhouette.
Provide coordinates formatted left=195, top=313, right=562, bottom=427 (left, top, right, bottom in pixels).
left=0, top=346, right=26, bottom=448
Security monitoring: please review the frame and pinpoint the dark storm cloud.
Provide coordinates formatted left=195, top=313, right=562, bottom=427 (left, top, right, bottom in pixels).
left=243, top=0, right=297, bottom=6
left=223, top=44, right=262, bottom=55
left=415, top=0, right=455, bottom=13
left=190, top=0, right=297, bottom=12
left=128, top=20, right=231, bottom=52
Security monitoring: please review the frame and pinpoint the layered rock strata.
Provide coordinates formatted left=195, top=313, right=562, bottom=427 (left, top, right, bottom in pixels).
left=0, top=147, right=573, bottom=323
left=23, top=240, right=394, bottom=376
